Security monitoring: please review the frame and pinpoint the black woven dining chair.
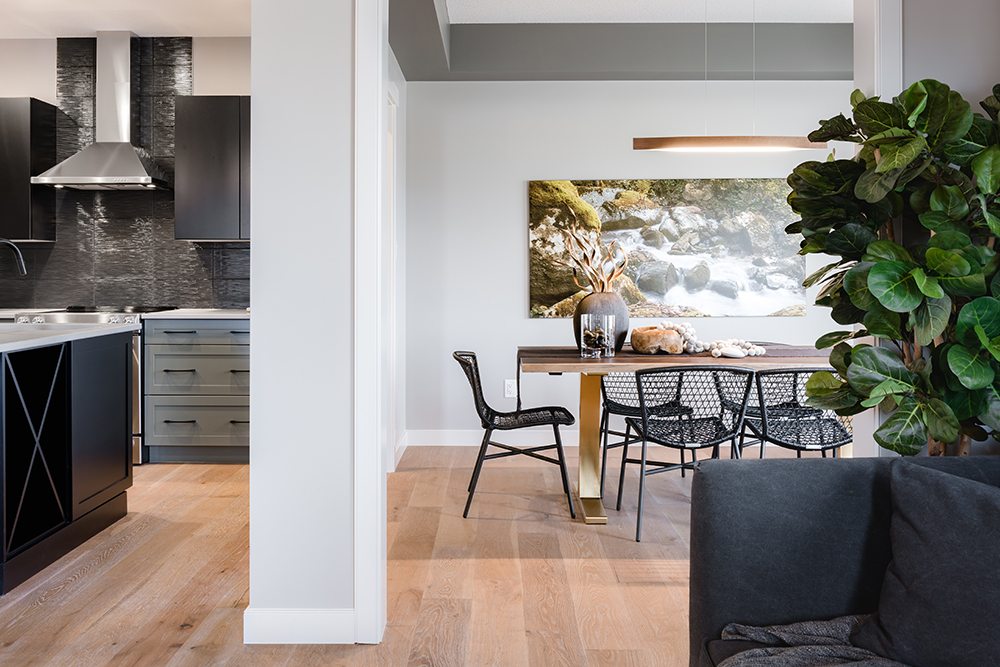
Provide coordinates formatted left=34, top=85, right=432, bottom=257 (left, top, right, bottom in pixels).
left=619, top=366, right=754, bottom=542
left=453, top=351, right=576, bottom=519
left=742, top=367, right=852, bottom=458
left=599, top=372, right=694, bottom=498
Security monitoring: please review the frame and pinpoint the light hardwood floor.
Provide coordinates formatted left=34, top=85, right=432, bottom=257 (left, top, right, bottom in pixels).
left=0, top=444, right=704, bottom=666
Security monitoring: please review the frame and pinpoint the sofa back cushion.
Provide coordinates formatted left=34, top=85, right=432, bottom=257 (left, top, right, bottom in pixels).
left=850, top=459, right=1000, bottom=667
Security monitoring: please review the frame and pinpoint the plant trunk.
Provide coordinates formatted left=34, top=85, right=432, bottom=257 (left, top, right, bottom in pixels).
left=928, top=433, right=972, bottom=456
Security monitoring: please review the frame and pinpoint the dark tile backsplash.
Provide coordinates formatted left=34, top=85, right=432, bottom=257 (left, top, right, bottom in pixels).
left=0, top=36, right=249, bottom=310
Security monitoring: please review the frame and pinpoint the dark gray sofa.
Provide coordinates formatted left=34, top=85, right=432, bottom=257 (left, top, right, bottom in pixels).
left=688, top=456, right=1000, bottom=667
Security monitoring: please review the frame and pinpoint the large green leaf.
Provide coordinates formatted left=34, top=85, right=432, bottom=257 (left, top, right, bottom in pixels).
left=824, top=224, right=877, bottom=259
left=874, top=395, right=926, bottom=455
left=991, top=272, right=1000, bottom=298
left=912, top=295, right=952, bottom=346
left=861, top=240, right=913, bottom=264
left=929, top=184, right=971, bottom=219
left=927, top=231, right=973, bottom=251
left=918, top=211, right=951, bottom=231
left=867, top=261, right=924, bottom=312
left=815, top=330, right=869, bottom=349
left=978, top=384, right=1000, bottom=431
left=910, top=268, right=945, bottom=298
left=855, top=99, right=907, bottom=135
left=861, top=379, right=911, bottom=407
left=806, top=388, right=862, bottom=411
left=876, top=136, right=926, bottom=173
left=863, top=308, right=902, bottom=339
left=846, top=346, right=917, bottom=395
left=922, top=398, right=960, bottom=444
left=943, top=388, right=985, bottom=421
left=955, top=296, right=1000, bottom=348
left=809, top=114, right=860, bottom=143
left=831, top=297, right=868, bottom=325
left=942, top=117, right=996, bottom=165
left=805, top=371, right=843, bottom=395
left=828, top=342, right=856, bottom=377
left=972, top=144, right=1000, bottom=195
left=843, top=262, right=878, bottom=308
left=910, top=80, right=974, bottom=148
left=938, top=271, right=987, bottom=298
left=855, top=166, right=904, bottom=203
left=947, top=344, right=996, bottom=390
left=925, top=248, right=972, bottom=277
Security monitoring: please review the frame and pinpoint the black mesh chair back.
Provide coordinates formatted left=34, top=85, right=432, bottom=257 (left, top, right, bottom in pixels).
left=619, top=366, right=754, bottom=541
left=452, top=351, right=576, bottom=519
left=453, top=350, right=494, bottom=429
left=753, top=368, right=852, bottom=456
left=635, top=367, right=754, bottom=448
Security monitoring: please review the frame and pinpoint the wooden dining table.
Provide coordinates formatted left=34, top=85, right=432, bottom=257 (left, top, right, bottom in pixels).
left=517, top=345, right=834, bottom=524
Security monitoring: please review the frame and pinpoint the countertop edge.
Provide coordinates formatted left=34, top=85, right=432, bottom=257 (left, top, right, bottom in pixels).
left=142, top=309, right=250, bottom=320
left=0, top=323, right=140, bottom=354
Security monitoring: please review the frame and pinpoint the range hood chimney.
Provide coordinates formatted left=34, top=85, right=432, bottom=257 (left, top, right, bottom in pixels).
left=32, top=31, right=172, bottom=191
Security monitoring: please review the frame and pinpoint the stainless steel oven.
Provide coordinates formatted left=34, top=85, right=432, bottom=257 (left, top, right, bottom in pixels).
left=15, top=306, right=175, bottom=464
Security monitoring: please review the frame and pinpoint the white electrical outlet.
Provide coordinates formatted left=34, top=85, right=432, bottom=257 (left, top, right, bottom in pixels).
left=504, top=379, right=517, bottom=398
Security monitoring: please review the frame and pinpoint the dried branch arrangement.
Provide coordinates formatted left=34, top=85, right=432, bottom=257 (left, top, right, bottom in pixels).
left=556, top=222, right=628, bottom=293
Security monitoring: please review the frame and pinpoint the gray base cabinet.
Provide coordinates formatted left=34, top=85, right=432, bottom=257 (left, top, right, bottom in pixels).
left=143, top=319, right=249, bottom=463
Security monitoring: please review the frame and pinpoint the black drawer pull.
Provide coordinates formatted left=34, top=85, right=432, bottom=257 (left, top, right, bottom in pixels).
left=230, top=369, right=250, bottom=373
left=231, top=330, right=250, bottom=334
left=162, top=330, right=197, bottom=334
left=163, top=369, right=196, bottom=373
left=164, top=419, right=197, bottom=424
left=230, top=420, right=250, bottom=424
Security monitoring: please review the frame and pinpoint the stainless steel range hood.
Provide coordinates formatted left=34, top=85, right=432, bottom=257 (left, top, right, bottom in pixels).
left=32, top=31, right=172, bottom=191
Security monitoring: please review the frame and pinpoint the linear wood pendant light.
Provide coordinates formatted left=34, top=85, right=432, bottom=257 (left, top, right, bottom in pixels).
left=634, top=0, right=827, bottom=154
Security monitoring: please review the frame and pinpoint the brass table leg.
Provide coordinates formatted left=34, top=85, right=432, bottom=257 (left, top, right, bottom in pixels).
left=578, top=373, right=607, bottom=524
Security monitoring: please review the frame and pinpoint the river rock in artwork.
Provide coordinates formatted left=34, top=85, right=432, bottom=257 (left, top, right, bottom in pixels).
left=630, top=326, right=684, bottom=354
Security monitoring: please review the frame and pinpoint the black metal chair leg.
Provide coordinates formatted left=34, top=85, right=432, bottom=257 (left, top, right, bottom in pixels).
left=599, top=409, right=610, bottom=498
left=679, top=448, right=686, bottom=478
left=636, top=438, right=648, bottom=542
left=760, top=440, right=766, bottom=458
left=552, top=424, right=575, bottom=519
left=822, top=449, right=827, bottom=458
left=616, top=434, right=630, bottom=512
left=797, top=450, right=802, bottom=459
left=463, top=428, right=492, bottom=518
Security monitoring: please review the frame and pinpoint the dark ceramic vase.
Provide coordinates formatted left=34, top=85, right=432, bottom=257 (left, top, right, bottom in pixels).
left=573, top=291, right=629, bottom=353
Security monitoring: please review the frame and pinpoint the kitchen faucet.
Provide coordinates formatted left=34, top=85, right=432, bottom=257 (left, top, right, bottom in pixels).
left=0, top=238, right=27, bottom=275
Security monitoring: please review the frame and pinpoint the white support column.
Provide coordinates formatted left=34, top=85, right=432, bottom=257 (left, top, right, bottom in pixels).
left=247, top=0, right=387, bottom=644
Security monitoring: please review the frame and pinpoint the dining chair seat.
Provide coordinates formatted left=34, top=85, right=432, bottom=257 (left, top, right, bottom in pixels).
left=491, top=406, right=574, bottom=430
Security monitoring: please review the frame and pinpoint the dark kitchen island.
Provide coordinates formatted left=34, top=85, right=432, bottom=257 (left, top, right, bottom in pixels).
left=0, top=323, right=136, bottom=593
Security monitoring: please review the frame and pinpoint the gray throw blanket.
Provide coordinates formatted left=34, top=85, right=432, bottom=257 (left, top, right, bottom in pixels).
left=717, top=615, right=909, bottom=667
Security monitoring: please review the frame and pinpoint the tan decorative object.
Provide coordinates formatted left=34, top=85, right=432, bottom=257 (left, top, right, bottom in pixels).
left=630, top=326, right=684, bottom=354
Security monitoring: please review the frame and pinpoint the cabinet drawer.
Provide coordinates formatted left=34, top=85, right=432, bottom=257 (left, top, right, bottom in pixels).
left=144, top=396, right=249, bottom=447
left=145, top=346, right=249, bottom=395
left=144, top=319, right=250, bottom=345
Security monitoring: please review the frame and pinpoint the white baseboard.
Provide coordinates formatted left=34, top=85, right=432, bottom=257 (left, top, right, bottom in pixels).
left=243, top=607, right=357, bottom=644
left=403, top=429, right=580, bottom=448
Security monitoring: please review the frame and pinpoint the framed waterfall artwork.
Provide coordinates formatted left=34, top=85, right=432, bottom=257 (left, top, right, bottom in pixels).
left=528, top=179, right=807, bottom=318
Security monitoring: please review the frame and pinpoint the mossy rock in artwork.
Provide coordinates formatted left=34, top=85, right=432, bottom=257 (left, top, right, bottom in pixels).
left=538, top=276, right=647, bottom=318
left=528, top=181, right=601, bottom=231
left=627, top=303, right=708, bottom=318
left=767, top=304, right=807, bottom=317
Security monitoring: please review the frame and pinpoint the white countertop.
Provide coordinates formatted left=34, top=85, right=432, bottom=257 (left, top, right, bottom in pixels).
left=0, top=323, right=140, bottom=354
left=142, top=309, right=250, bottom=320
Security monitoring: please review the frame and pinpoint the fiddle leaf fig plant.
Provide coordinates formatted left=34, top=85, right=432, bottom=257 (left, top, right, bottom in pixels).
left=788, top=79, right=1000, bottom=456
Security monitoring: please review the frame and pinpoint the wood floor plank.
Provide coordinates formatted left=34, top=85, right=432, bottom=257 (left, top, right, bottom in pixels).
left=405, top=597, right=471, bottom=667
left=468, top=578, right=530, bottom=667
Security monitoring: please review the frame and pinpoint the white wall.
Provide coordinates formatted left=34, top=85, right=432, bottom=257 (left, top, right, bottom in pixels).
left=902, top=0, right=1000, bottom=108
left=0, top=39, right=56, bottom=104
left=405, top=79, right=855, bottom=440
left=193, top=37, right=251, bottom=95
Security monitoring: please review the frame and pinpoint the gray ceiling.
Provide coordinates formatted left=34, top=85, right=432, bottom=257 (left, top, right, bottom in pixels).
left=389, top=0, right=852, bottom=82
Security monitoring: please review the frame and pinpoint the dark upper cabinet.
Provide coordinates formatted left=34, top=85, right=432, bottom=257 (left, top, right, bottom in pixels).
left=174, top=95, right=250, bottom=241
left=0, top=98, right=57, bottom=242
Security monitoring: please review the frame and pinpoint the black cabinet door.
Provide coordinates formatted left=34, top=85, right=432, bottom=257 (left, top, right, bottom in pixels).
left=175, top=96, right=243, bottom=241
left=240, top=96, right=251, bottom=240
left=70, top=333, right=132, bottom=520
left=0, top=98, right=56, bottom=241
